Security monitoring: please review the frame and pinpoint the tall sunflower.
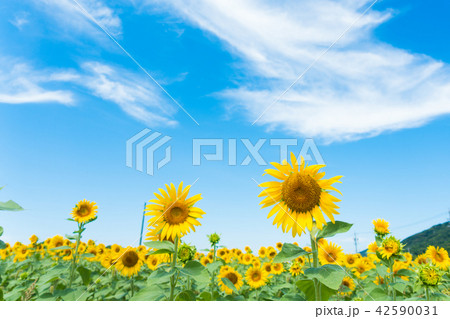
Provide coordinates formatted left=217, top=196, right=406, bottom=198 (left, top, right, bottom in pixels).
left=258, top=152, right=342, bottom=236
left=379, top=236, right=402, bottom=260
left=71, top=199, right=98, bottom=223
left=145, top=182, right=205, bottom=242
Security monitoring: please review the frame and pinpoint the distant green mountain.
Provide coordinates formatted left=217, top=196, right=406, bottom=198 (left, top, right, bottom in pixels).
left=402, top=221, right=449, bottom=256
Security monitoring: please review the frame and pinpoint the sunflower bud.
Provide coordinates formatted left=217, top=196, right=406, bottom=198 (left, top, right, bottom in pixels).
left=419, top=265, right=442, bottom=287
left=207, top=233, right=221, bottom=246
left=178, top=243, right=196, bottom=264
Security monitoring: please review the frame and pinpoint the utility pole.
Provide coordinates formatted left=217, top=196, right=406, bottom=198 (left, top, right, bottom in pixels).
left=139, top=202, right=147, bottom=246
left=353, top=232, right=358, bottom=254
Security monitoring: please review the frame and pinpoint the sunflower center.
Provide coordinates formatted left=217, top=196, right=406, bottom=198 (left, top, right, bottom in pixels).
left=165, top=205, right=189, bottom=225
left=343, top=280, right=350, bottom=288
left=122, top=251, right=139, bottom=267
left=281, top=173, right=321, bottom=213
left=434, top=253, right=444, bottom=262
left=252, top=271, right=261, bottom=281
left=226, top=272, right=238, bottom=285
left=77, top=205, right=91, bottom=217
left=325, top=252, right=337, bottom=263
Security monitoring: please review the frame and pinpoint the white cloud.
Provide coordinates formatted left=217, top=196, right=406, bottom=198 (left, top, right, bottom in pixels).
left=30, top=0, right=122, bottom=37
left=79, top=62, right=178, bottom=126
left=10, top=13, right=30, bottom=30
left=0, top=61, right=74, bottom=105
left=143, top=0, right=450, bottom=142
left=0, top=57, right=178, bottom=126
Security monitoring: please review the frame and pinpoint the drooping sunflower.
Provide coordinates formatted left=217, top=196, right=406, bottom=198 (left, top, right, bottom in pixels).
left=115, top=247, right=143, bottom=277
left=145, top=182, right=205, bottom=241
left=218, top=268, right=243, bottom=295
left=426, top=246, right=450, bottom=270
left=372, top=219, right=389, bottom=236
left=245, top=267, right=268, bottom=289
left=379, top=236, right=402, bottom=260
left=258, top=152, right=342, bottom=236
left=318, top=241, right=344, bottom=265
left=71, top=199, right=98, bottom=223
left=339, top=276, right=355, bottom=296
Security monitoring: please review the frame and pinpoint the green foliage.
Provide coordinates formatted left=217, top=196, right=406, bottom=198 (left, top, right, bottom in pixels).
left=401, top=222, right=449, bottom=255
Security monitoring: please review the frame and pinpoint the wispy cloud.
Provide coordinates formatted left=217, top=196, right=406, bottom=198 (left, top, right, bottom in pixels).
left=143, top=0, right=450, bottom=142
left=9, top=12, right=30, bottom=30
left=0, top=56, right=178, bottom=126
left=29, top=0, right=122, bottom=37
left=0, top=60, right=74, bottom=105
left=79, top=62, right=178, bottom=126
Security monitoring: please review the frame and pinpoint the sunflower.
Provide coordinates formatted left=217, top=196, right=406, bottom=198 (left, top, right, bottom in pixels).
left=71, top=199, right=98, bottom=223
left=295, top=256, right=306, bottom=266
left=367, top=242, right=379, bottom=253
left=115, top=247, right=143, bottom=277
left=258, top=152, right=342, bottom=236
left=373, top=276, right=385, bottom=286
left=276, top=242, right=283, bottom=251
left=339, top=276, right=355, bottom=296
left=372, top=219, right=389, bottom=236
left=101, top=251, right=117, bottom=269
left=49, top=235, right=64, bottom=253
left=344, top=254, right=359, bottom=268
left=318, top=241, right=343, bottom=265
left=200, top=256, right=211, bottom=266
left=379, top=236, right=402, bottom=260
left=240, top=253, right=253, bottom=265
left=245, top=267, right=268, bottom=289
left=267, top=247, right=277, bottom=259
left=146, top=255, right=160, bottom=271
left=419, top=265, right=442, bottom=286
left=29, top=235, right=38, bottom=245
left=352, top=258, right=372, bottom=279
left=289, top=262, right=303, bottom=277
left=218, top=268, right=243, bottom=295
left=258, top=247, right=267, bottom=258
left=271, top=263, right=284, bottom=275
left=415, top=254, right=428, bottom=265
left=262, top=262, right=273, bottom=274
left=426, top=246, right=450, bottom=270
left=110, top=244, right=122, bottom=259
left=145, top=182, right=205, bottom=241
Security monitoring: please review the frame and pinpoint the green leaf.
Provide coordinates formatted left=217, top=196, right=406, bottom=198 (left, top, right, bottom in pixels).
left=296, top=280, right=336, bottom=301
left=180, top=261, right=205, bottom=277
left=130, top=285, right=165, bottom=301
left=77, top=266, right=91, bottom=286
left=273, top=243, right=308, bottom=263
left=220, top=277, right=238, bottom=294
left=0, top=226, right=3, bottom=237
left=304, top=264, right=346, bottom=290
left=147, top=268, right=176, bottom=285
left=148, top=249, right=173, bottom=256
left=0, top=288, right=3, bottom=301
left=0, top=240, right=5, bottom=249
left=395, top=269, right=415, bottom=278
left=205, top=260, right=223, bottom=274
left=175, top=290, right=196, bottom=301
left=391, top=282, right=407, bottom=294
left=280, top=293, right=306, bottom=301
left=197, top=291, right=212, bottom=301
left=144, top=241, right=174, bottom=252
left=316, top=221, right=353, bottom=239
left=0, top=200, right=23, bottom=211
left=366, top=287, right=389, bottom=301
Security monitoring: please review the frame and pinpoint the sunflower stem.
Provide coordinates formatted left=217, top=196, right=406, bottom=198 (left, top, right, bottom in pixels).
left=68, top=222, right=83, bottom=288
left=130, top=276, right=135, bottom=297
left=389, top=259, right=396, bottom=301
left=310, top=233, right=320, bottom=301
left=169, top=235, right=179, bottom=301
left=425, top=286, right=430, bottom=301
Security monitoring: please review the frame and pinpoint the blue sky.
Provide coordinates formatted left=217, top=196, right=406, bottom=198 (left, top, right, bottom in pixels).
left=1, top=0, right=449, bottom=253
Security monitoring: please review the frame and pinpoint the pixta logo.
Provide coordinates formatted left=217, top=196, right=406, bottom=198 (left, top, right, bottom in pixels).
left=126, top=129, right=171, bottom=176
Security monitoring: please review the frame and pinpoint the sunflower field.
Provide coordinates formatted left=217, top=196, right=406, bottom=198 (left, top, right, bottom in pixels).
left=1, top=154, right=449, bottom=301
